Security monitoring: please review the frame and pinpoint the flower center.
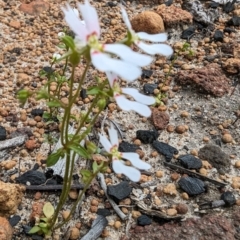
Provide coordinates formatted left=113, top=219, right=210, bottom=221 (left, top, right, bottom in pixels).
left=87, top=33, right=104, bottom=51
left=110, top=145, right=122, bottom=160
left=112, top=80, right=122, bottom=95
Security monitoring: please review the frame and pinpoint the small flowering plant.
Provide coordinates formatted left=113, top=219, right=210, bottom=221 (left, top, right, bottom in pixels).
left=17, top=0, right=172, bottom=236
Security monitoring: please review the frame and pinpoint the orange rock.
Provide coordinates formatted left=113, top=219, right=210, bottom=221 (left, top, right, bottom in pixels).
left=25, top=139, right=36, bottom=150
left=0, top=217, right=13, bottom=240
left=19, top=0, right=50, bottom=15
left=29, top=202, right=44, bottom=222
left=9, top=21, right=21, bottom=29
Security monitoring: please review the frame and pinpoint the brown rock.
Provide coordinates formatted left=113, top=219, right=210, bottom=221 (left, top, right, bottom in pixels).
left=176, top=203, right=188, bottom=214
left=0, top=181, right=25, bottom=217
left=156, top=4, right=193, bottom=26
left=222, top=133, right=233, bottom=143
left=175, top=63, right=230, bottom=97
left=9, top=21, right=21, bottom=29
left=152, top=108, right=169, bottom=130
left=175, top=125, right=187, bottom=134
left=222, top=58, right=240, bottom=74
left=0, top=217, right=13, bottom=240
left=19, top=0, right=50, bottom=15
left=25, top=139, right=36, bottom=150
left=131, top=11, right=164, bottom=34
left=69, top=227, right=80, bottom=240
left=29, top=202, right=44, bottom=222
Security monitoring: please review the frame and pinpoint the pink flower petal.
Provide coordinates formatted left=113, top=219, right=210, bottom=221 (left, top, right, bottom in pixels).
left=108, top=123, right=119, bottom=147
left=120, top=6, right=132, bottom=30
left=136, top=41, right=173, bottom=56
left=61, top=4, right=88, bottom=43
left=98, top=133, right=112, bottom=152
left=121, top=153, right=151, bottom=170
left=121, top=88, right=155, bottom=105
left=104, top=44, right=152, bottom=67
left=105, top=71, right=118, bottom=87
left=137, top=32, right=168, bottom=42
left=91, top=51, right=141, bottom=81
left=112, top=160, right=141, bottom=182
left=115, top=95, right=152, bottom=117
left=77, top=0, right=100, bottom=38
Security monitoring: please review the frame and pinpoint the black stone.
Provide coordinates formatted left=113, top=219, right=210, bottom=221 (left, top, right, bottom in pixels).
left=9, top=215, right=21, bottom=227
left=136, top=130, right=159, bottom=144
left=165, top=0, right=173, bottom=6
left=45, top=169, right=54, bottom=179
left=198, top=144, right=230, bottom=171
left=220, top=191, right=236, bottom=207
left=0, top=126, right=7, bottom=140
left=31, top=108, right=44, bottom=117
left=141, top=69, right=153, bottom=79
left=223, top=0, right=236, bottom=13
left=181, top=26, right=195, bottom=40
left=80, top=88, right=88, bottom=99
left=137, top=215, right=152, bottom=226
left=16, top=170, right=46, bottom=185
left=22, top=225, right=32, bottom=235
left=227, top=16, right=240, bottom=26
left=118, top=141, right=140, bottom=153
left=10, top=47, right=22, bottom=55
left=178, top=154, right=202, bottom=169
left=31, top=235, right=44, bottom=240
left=43, top=66, right=54, bottom=74
left=213, top=30, right=224, bottom=42
left=143, top=83, right=158, bottom=95
left=97, top=208, right=111, bottom=217
left=45, top=179, right=58, bottom=185
left=107, top=1, right=117, bottom=7
left=224, top=27, right=236, bottom=33
left=31, top=82, right=37, bottom=88
left=53, top=174, right=64, bottom=184
left=178, top=177, right=206, bottom=195
left=152, top=141, right=178, bottom=162
left=209, top=1, right=219, bottom=8
left=32, top=163, right=40, bottom=171
left=107, top=181, right=132, bottom=202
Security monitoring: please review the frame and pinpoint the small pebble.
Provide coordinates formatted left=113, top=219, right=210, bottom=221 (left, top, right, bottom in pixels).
left=235, top=160, right=240, bottom=168
left=132, top=210, right=141, bottom=219
left=167, top=208, right=177, bottom=216
left=175, top=125, right=187, bottom=134
left=62, top=210, right=70, bottom=220
left=69, top=227, right=80, bottom=240
left=163, top=183, right=177, bottom=196
left=91, top=199, right=99, bottom=206
left=167, top=125, right=175, bottom=132
left=181, top=192, right=189, bottom=200
left=68, top=189, right=78, bottom=200
left=199, top=168, right=208, bottom=176
left=171, top=172, right=180, bottom=181
left=156, top=170, right=164, bottom=178
left=180, top=111, right=189, bottom=118
left=34, top=192, right=41, bottom=200
left=176, top=203, right=188, bottom=214
left=222, top=133, right=233, bottom=143
left=114, top=221, right=121, bottom=229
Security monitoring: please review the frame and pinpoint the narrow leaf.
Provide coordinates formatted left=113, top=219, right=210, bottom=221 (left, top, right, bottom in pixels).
left=28, top=226, right=41, bottom=234
left=69, top=145, right=89, bottom=159
left=47, top=149, right=64, bottom=167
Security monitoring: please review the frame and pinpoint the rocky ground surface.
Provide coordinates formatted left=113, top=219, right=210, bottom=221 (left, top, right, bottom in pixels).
left=0, top=0, right=240, bottom=239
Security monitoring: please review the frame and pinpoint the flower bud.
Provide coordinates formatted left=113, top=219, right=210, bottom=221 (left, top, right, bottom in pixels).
left=85, top=140, right=97, bottom=154
left=69, top=51, right=80, bottom=66
left=97, top=98, right=106, bottom=110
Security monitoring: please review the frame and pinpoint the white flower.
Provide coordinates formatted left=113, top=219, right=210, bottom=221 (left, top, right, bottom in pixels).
left=99, top=123, right=151, bottom=182
left=58, top=32, right=65, bottom=38
left=53, top=53, right=61, bottom=60
left=62, top=0, right=153, bottom=81
left=121, top=6, right=173, bottom=56
left=106, top=72, right=155, bottom=117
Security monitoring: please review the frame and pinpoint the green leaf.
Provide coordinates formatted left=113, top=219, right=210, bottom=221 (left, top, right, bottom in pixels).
left=61, top=35, right=75, bottom=51
left=17, top=89, right=32, bottom=105
left=80, top=169, right=93, bottom=183
left=28, top=225, right=41, bottom=234
left=47, top=100, right=61, bottom=108
left=43, top=202, right=55, bottom=219
left=39, top=222, right=47, bottom=228
left=42, top=112, right=51, bottom=120
left=92, top=161, right=98, bottom=173
left=87, top=87, right=100, bottom=95
left=36, top=88, right=49, bottom=100
left=46, top=149, right=65, bottom=167
left=40, top=217, right=48, bottom=223
left=69, top=145, right=89, bottom=159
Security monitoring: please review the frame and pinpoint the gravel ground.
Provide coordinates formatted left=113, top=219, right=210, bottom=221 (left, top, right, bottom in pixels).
left=0, top=0, right=240, bottom=239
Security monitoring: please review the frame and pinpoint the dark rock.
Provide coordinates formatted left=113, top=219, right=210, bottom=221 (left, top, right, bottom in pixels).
left=31, top=235, right=44, bottom=240
left=31, top=82, right=37, bottom=88
left=22, top=225, right=32, bottom=235
left=209, top=1, right=219, bottom=8
left=107, top=181, right=132, bottom=202
left=178, top=154, right=202, bottom=169
left=10, top=47, right=22, bottom=55
left=16, top=170, right=46, bottom=185
left=0, top=126, right=7, bottom=140
left=176, top=203, right=188, bottom=214
left=213, top=30, right=224, bottom=42
left=80, top=88, right=87, bottom=99
left=53, top=174, right=63, bottom=184
left=137, top=215, right=152, bottom=226
left=223, top=0, right=236, bottom=13
left=45, top=179, right=58, bottom=185
left=107, top=1, right=117, bottom=7
left=178, top=176, right=206, bottom=195
left=227, top=16, right=240, bottom=26
left=221, top=191, right=236, bottom=207
left=165, top=0, right=173, bottom=6
left=152, top=141, right=178, bottom=161
left=152, top=109, right=170, bottom=130
left=224, top=27, right=236, bottom=33
left=9, top=127, right=33, bottom=138
left=97, top=208, right=111, bottom=217
left=9, top=215, right=21, bottom=227
left=141, top=69, right=153, bottom=79
left=175, top=63, right=230, bottom=97
left=45, top=169, right=54, bottom=179
left=118, top=141, right=140, bottom=153
left=181, top=26, right=195, bottom=39
left=198, top=144, right=230, bottom=171
left=31, top=108, right=44, bottom=117
left=143, top=84, right=158, bottom=95
left=136, top=130, right=159, bottom=144
left=42, top=66, right=54, bottom=74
